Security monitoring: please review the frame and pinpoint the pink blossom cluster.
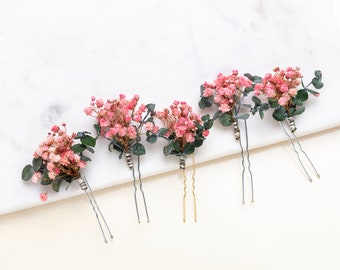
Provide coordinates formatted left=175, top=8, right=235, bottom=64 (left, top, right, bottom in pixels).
left=156, top=100, right=209, bottom=144
left=84, top=94, right=158, bottom=151
left=203, top=70, right=252, bottom=113
left=254, top=67, right=302, bottom=106
left=33, top=124, right=86, bottom=182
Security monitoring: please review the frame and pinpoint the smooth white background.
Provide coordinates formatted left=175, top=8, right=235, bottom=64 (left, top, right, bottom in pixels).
left=1, top=0, right=340, bottom=269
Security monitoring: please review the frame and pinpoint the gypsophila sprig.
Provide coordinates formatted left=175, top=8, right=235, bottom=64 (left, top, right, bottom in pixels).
left=21, top=123, right=96, bottom=199
left=84, top=94, right=158, bottom=158
left=154, top=100, right=212, bottom=157
left=249, top=67, right=323, bottom=122
left=199, top=70, right=253, bottom=127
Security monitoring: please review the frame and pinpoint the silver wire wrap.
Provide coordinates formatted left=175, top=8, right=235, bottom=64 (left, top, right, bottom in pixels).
left=179, top=155, right=186, bottom=170
left=286, top=117, right=297, bottom=133
left=125, top=152, right=134, bottom=170
left=233, top=121, right=241, bottom=140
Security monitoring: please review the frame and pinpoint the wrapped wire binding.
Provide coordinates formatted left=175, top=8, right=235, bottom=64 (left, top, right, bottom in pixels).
left=287, top=117, right=297, bottom=133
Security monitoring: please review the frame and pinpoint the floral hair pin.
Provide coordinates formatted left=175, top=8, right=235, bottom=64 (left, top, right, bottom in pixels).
left=248, top=67, right=323, bottom=182
left=148, top=100, right=212, bottom=222
left=21, top=123, right=113, bottom=243
left=199, top=70, right=255, bottom=204
left=85, top=94, right=157, bottom=223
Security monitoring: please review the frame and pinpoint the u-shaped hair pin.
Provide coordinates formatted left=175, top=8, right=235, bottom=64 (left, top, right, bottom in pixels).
left=199, top=70, right=255, bottom=204
left=84, top=94, right=157, bottom=223
left=248, top=67, right=323, bottom=182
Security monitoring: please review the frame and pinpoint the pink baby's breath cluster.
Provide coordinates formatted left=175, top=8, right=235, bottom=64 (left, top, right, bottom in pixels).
left=85, top=94, right=157, bottom=151
left=156, top=100, right=209, bottom=145
left=33, top=124, right=86, bottom=181
left=254, top=67, right=302, bottom=107
left=203, top=70, right=252, bottom=113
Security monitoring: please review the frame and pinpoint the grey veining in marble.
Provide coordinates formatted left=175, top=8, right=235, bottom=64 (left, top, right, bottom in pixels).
left=1, top=0, right=340, bottom=214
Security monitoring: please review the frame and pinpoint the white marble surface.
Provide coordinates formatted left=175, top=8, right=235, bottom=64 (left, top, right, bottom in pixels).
left=1, top=0, right=340, bottom=214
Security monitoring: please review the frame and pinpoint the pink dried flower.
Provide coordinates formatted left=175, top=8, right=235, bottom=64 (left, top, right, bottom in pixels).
left=156, top=100, right=208, bottom=152
left=85, top=94, right=158, bottom=153
left=254, top=67, right=302, bottom=107
left=203, top=70, right=252, bottom=113
left=39, top=192, right=48, bottom=201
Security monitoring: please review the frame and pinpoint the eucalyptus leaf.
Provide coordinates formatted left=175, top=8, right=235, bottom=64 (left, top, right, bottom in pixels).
left=272, top=106, right=287, bottom=122
left=252, top=96, right=262, bottom=106
left=268, top=98, right=279, bottom=108
left=32, top=157, right=43, bottom=171
left=314, top=70, right=322, bottom=79
left=259, top=109, right=264, bottom=119
left=198, top=98, right=206, bottom=109
left=253, top=76, right=262, bottom=83
left=93, top=124, right=101, bottom=134
left=40, top=179, right=53, bottom=185
left=200, top=84, right=205, bottom=95
left=163, top=143, right=174, bottom=156
left=204, top=119, right=214, bottom=129
left=130, top=143, right=146, bottom=156
left=194, top=138, right=204, bottom=148
left=236, top=114, right=249, bottom=120
left=52, top=179, right=63, bottom=192
left=158, top=128, right=169, bottom=137
left=22, top=165, right=34, bottom=181
left=146, top=133, right=158, bottom=144
left=85, top=146, right=95, bottom=154
left=312, top=78, right=324, bottom=89
left=146, top=103, right=155, bottom=112
left=306, top=88, right=320, bottom=95
left=218, top=112, right=233, bottom=126
left=296, top=89, right=308, bottom=102
left=71, top=144, right=87, bottom=153
left=80, top=155, right=92, bottom=162
left=213, top=110, right=221, bottom=121
left=183, top=143, right=195, bottom=155
left=80, top=135, right=96, bottom=147
left=292, top=106, right=305, bottom=116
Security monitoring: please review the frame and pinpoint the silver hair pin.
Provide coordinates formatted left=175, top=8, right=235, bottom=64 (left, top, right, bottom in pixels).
left=125, top=152, right=150, bottom=223
left=77, top=176, right=113, bottom=243
left=234, top=119, right=254, bottom=204
left=280, top=119, right=319, bottom=182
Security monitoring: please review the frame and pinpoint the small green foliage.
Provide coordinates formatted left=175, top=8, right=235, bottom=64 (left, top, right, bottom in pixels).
left=146, top=132, right=158, bottom=144
left=236, top=114, right=249, bottom=120
left=22, top=165, right=34, bottom=181
left=218, top=112, right=233, bottom=126
left=272, top=106, right=287, bottom=121
left=130, top=142, right=146, bottom=156
left=312, top=70, right=323, bottom=89
left=32, top=157, right=43, bottom=171
left=146, top=103, right=156, bottom=112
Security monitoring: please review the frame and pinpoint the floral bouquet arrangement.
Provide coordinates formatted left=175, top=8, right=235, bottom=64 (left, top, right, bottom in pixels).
left=149, top=100, right=213, bottom=222
left=248, top=67, right=323, bottom=182
left=84, top=94, right=158, bottom=223
left=21, top=123, right=113, bottom=243
left=199, top=70, right=255, bottom=204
